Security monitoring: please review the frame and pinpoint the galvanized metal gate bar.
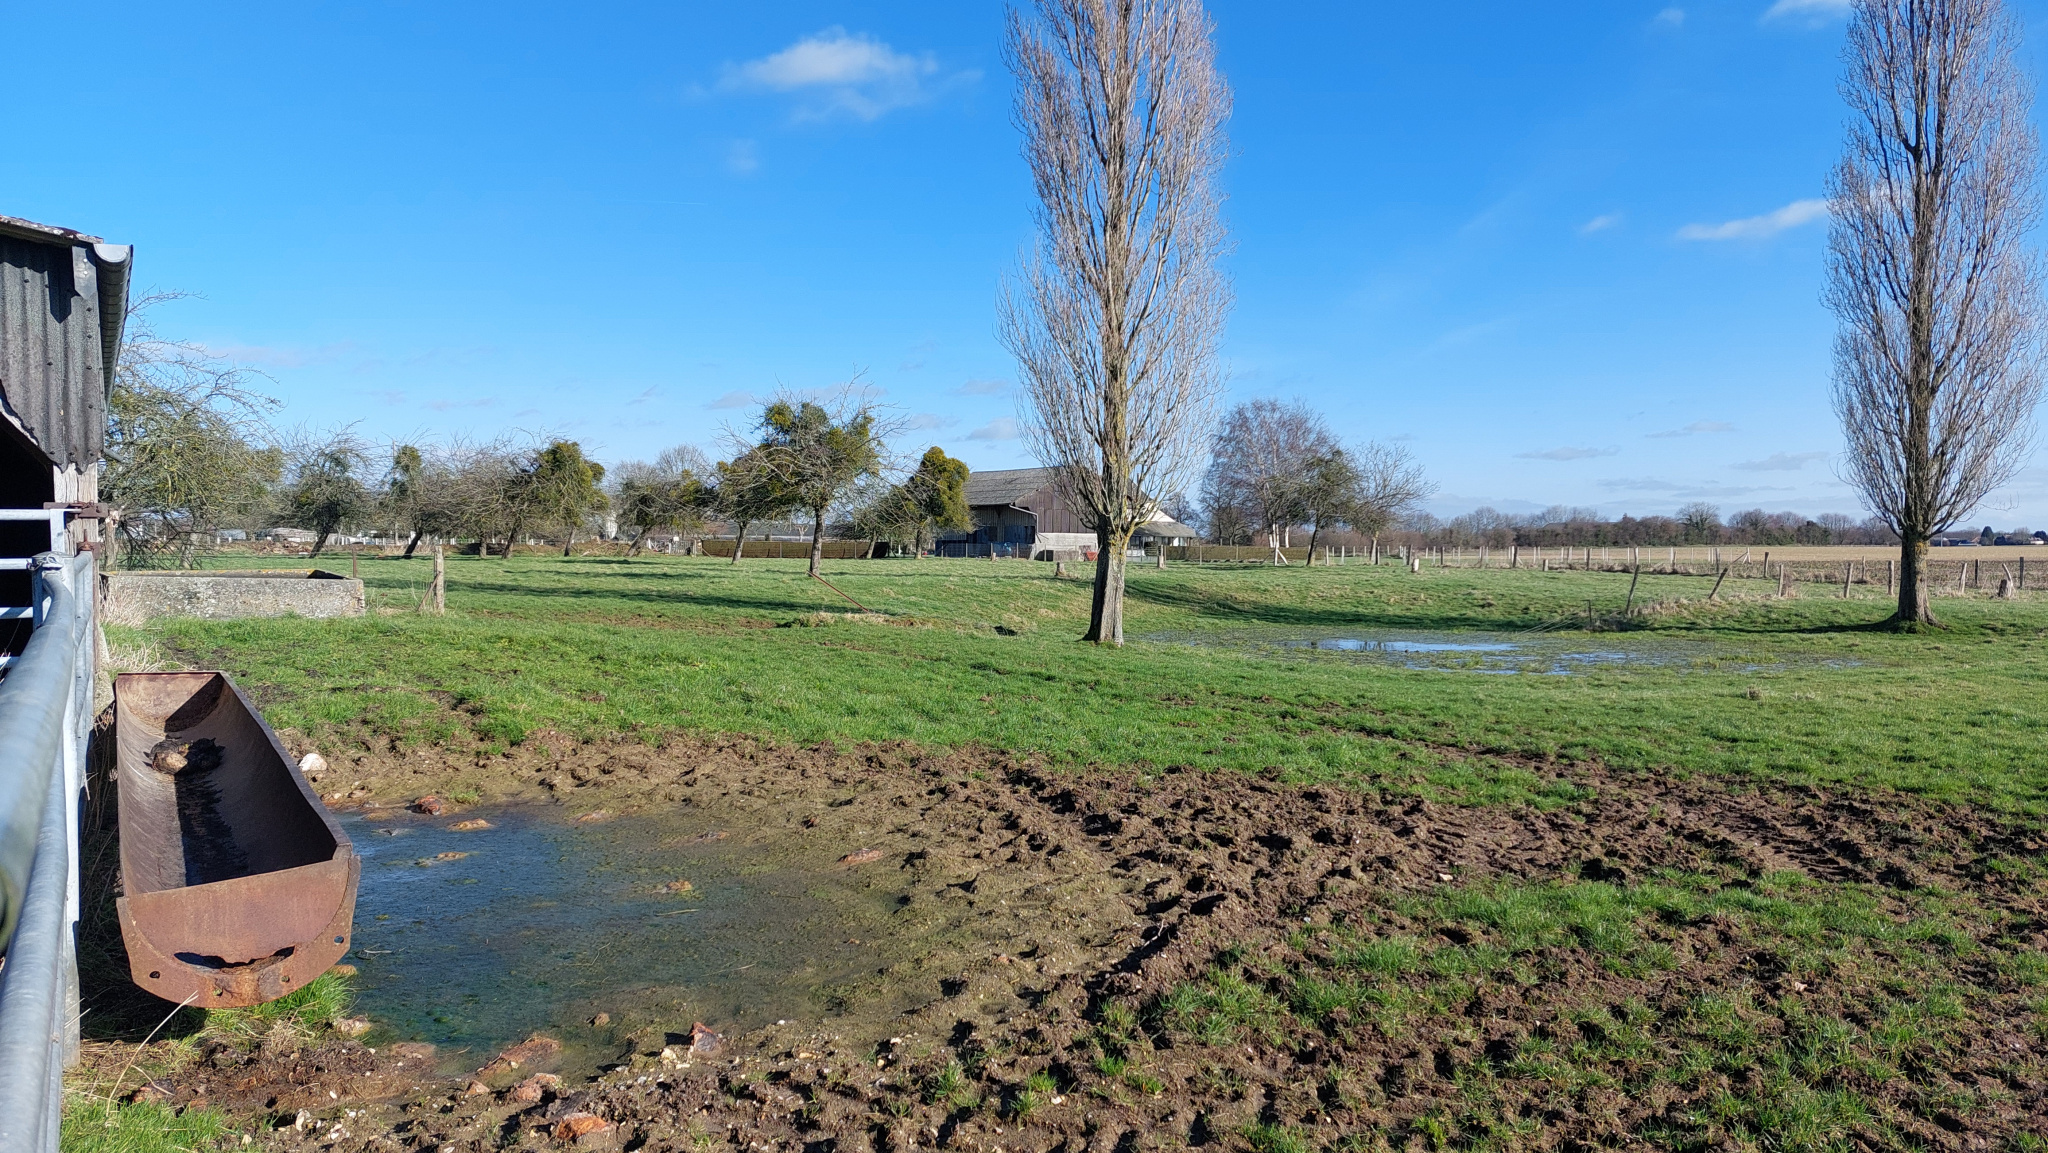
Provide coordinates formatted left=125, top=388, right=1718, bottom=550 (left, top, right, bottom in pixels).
left=0, top=549, right=94, bottom=1153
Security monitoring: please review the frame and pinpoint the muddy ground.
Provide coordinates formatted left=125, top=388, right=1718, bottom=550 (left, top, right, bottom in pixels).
left=86, top=733, right=2048, bottom=1151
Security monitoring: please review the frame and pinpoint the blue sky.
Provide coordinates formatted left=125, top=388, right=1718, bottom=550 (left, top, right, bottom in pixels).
left=11, top=0, right=2048, bottom=526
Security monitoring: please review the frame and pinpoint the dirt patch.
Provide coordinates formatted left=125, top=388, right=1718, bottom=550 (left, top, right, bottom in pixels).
left=92, top=737, right=2048, bottom=1150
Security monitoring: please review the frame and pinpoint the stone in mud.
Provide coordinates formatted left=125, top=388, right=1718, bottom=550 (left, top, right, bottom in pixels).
left=508, top=1073, right=561, bottom=1104
left=477, top=1035, right=563, bottom=1078
left=126, top=1081, right=174, bottom=1105
left=450, top=818, right=492, bottom=831
left=333, top=1017, right=372, bottom=1038
left=328, top=963, right=357, bottom=978
left=299, top=751, right=328, bottom=777
left=552, top=1113, right=613, bottom=1144
left=411, top=796, right=446, bottom=816
left=689, top=1021, right=722, bottom=1055
left=416, top=851, right=469, bottom=866
left=590, top=1012, right=610, bottom=1027
left=577, top=810, right=615, bottom=823
left=388, top=1042, right=436, bottom=1060
left=659, top=879, right=694, bottom=894
left=463, top=1081, right=491, bottom=1096
left=837, top=848, right=884, bottom=866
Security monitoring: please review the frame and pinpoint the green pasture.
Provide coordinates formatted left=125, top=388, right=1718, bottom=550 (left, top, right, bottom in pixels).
left=122, top=553, right=2048, bottom=813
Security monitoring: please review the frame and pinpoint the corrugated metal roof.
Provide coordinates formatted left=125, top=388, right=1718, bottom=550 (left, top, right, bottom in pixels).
left=0, top=216, right=130, bottom=468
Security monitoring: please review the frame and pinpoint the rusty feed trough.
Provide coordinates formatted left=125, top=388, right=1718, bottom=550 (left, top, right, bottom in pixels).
left=114, top=672, right=358, bottom=1007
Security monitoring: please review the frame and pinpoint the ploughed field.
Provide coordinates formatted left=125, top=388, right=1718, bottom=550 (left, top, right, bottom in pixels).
left=78, top=554, right=2048, bottom=1152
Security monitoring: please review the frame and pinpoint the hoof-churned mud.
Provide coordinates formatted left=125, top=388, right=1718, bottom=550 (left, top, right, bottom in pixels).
left=87, top=735, right=2048, bottom=1150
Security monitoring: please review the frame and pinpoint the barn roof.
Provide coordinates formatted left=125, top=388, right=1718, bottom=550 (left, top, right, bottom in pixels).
left=0, top=213, right=132, bottom=467
left=962, top=467, right=1055, bottom=508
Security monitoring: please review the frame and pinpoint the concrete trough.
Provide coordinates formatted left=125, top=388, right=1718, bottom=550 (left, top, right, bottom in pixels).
left=100, top=569, right=366, bottom=627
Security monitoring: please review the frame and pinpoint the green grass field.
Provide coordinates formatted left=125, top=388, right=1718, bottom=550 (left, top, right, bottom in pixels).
left=125, top=552, right=2048, bottom=815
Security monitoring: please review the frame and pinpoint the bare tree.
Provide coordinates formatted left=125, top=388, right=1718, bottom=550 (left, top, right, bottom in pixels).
left=1828, top=0, right=2044, bottom=626
left=1349, top=442, right=1434, bottom=556
left=1002, top=0, right=1231, bottom=645
left=103, top=292, right=282, bottom=567
left=612, top=445, right=713, bottom=556
left=1202, top=399, right=1333, bottom=564
left=277, top=425, right=372, bottom=558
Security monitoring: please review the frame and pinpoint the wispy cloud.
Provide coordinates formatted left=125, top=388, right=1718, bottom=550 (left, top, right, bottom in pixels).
left=904, top=413, right=956, bottom=431
left=1654, top=8, right=1686, bottom=27
left=424, top=397, right=498, bottom=413
left=952, top=379, right=1009, bottom=396
left=1647, top=420, right=1736, bottom=438
left=1764, top=0, right=1851, bottom=22
left=1579, top=214, right=1622, bottom=235
left=200, top=341, right=356, bottom=369
left=967, top=417, right=1020, bottom=441
left=626, top=387, right=658, bottom=407
left=1734, top=451, right=1829, bottom=471
left=720, top=28, right=974, bottom=121
left=1677, top=198, right=1830, bottom=241
left=1598, top=477, right=1789, bottom=497
left=1516, top=446, right=1619, bottom=461
left=726, top=139, right=759, bottom=175
left=708, top=390, right=759, bottom=410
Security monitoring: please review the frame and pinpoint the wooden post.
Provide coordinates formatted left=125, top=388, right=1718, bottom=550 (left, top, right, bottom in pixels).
left=2021, top=556, right=2027, bottom=591
left=351, top=546, right=360, bottom=578
left=1510, top=546, right=1518, bottom=568
left=1668, top=547, right=1675, bottom=571
left=1888, top=558, right=1896, bottom=597
left=431, top=545, right=446, bottom=615
left=1157, top=548, right=1166, bottom=570
left=1842, top=561, right=1852, bottom=598
left=1709, top=566, right=1729, bottom=601
left=1624, top=564, right=1641, bottom=617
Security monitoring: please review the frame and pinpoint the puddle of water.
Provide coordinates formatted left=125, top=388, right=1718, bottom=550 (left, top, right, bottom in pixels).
left=1143, top=628, right=1852, bottom=676
left=340, top=806, right=911, bottom=1076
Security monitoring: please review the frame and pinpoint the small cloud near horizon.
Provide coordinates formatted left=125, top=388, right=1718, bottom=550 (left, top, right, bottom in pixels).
left=1579, top=214, right=1622, bottom=235
left=1678, top=198, right=1830, bottom=242
left=707, top=390, right=758, bottom=410
left=1647, top=420, right=1736, bottom=438
left=1734, top=451, right=1829, bottom=471
left=1764, top=0, right=1851, bottom=21
left=719, top=28, right=973, bottom=121
left=967, top=416, right=1020, bottom=441
left=1517, top=446, right=1619, bottom=461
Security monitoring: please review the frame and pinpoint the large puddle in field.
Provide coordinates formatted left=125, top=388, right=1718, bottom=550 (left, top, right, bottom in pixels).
left=1141, top=628, right=1853, bottom=676
left=339, top=806, right=916, bottom=1077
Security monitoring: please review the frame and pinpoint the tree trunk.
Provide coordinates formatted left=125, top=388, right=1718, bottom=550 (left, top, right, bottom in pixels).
left=403, top=529, right=423, bottom=559
left=731, top=520, right=750, bottom=564
left=627, top=527, right=650, bottom=557
left=809, top=506, right=826, bottom=577
left=1307, top=524, right=1322, bottom=563
left=562, top=529, right=575, bottom=558
left=1084, top=524, right=1129, bottom=645
left=308, top=529, right=328, bottom=559
left=1894, top=535, right=1936, bottom=627
left=500, top=520, right=523, bottom=558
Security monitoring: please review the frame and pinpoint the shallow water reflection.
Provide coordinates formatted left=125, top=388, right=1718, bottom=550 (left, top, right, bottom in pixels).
left=340, top=806, right=908, bottom=1075
left=1143, top=628, right=1846, bottom=676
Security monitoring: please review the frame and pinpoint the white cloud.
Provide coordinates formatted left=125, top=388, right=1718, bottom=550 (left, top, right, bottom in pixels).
left=1677, top=199, right=1830, bottom=241
left=1655, top=8, right=1686, bottom=26
left=953, top=378, right=1008, bottom=396
left=1734, top=451, right=1829, bottom=471
left=1516, top=446, right=1619, bottom=461
left=967, top=417, right=1020, bottom=441
left=721, top=28, right=970, bottom=121
left=726, top=139, right=759, bottom=175
left=904, top=413, right=956, bottom=430
left=1764, top=0, right=1851, bottom=21
left=1647, top=421, right=1736, bottom=438
left=1579, top=214, right=1622, bottom=235
left=707, top=390, right=759, bottom=410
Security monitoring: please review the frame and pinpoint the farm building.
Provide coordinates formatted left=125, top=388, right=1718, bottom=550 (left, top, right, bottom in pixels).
left=0, top=214, right=128, bottom=614
left=939, top=467, right=1199, bottom=559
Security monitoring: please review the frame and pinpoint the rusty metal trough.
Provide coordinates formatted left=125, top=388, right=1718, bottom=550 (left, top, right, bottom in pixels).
left=113, top=672, right=358, bottom=1007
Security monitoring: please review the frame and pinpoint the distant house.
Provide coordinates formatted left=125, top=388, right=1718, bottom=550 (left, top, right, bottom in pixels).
left=938, top=467, right=1199, bottom=559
